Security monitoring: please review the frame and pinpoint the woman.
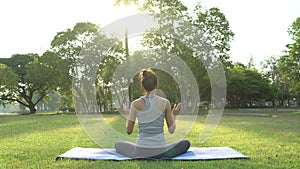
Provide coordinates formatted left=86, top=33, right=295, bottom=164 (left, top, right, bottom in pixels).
left=115, top=68, right=190, bottom=158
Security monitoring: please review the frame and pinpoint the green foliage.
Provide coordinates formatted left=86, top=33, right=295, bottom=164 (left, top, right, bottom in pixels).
left=50, top=22, right=99, bottom=67
left=96, top=56, right=124, bottom=112
left=0, top=64, right=19, bottom=107
left=0, top=54, right=35, bottom=113
left=134, top=1, right=233, bottom=103
left=87, top=34, right=125, bottom=112
left=226, top=63, right=273, bottom=106
left=114, top=0, right=139, bottom=6
left=40, top=51, right=71, bottom=92
left=261, top=56, right=289, bottom=106
left=142, top=0, right=188, bottom=15
left=277, top=17, right=300, bottom=104
left=0, top=64, right=18, bottom=90
left=115, top=0, right=188, bottom=15
left=0, top=54, right=36, bottom=78
left=280, top=17, right=300, bottom=82
left=0, top=51, right=71, bottom=113
left=50, top=22, right=101, bottom=110
left=193, top=5, right=234, bottom=64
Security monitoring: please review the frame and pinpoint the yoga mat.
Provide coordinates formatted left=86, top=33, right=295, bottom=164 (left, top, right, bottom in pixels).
left=56, top=147, right=249, bottom=161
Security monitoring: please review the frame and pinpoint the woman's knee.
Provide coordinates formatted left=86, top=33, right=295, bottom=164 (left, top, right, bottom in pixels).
left=115, top=141, right=132, bottom=152
left=115, top=141, right=135, bottom=157
left=182, top=140, right=190, bottom=149
left=114, top=142, right=122, bottom=152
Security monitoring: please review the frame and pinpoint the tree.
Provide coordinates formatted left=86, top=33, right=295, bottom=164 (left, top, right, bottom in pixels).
left=39, top=51, right=73, bottom=111
left=51, top=22, right=99, bottom=65
left=114, top=0, right=138, bottom=6
left=0, top=54, right=63, bottom=114
left=262, top=56, right=287, bottom=106
left=95, top=42, right=125, bottom=112
left=193, top=4, right=234, bottom=66
left=0, top=64, right=19, bottom=106
left=117, top=0, right=233, bottom=103
left=226, top=63, right=273, bottom=107
left=50, top=22, right=100, bottom=110
left=278, top=17, right=300, bottom=105
left=62, top=25, right=126, bottom=112
left=226, top=64, right=246, bottom=106
left=114, top=0, right=234, bottom=65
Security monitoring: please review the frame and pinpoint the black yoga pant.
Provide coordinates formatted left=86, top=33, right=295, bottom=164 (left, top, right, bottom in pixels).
left=115, top=140, right=190, bottom=158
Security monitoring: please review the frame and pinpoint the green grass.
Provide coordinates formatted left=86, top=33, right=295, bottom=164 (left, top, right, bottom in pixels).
left=0, top=110, right=299, bottom=169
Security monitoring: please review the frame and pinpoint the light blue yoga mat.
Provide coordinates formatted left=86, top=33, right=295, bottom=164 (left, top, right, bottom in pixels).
left=56, top=147, right=249, bottom=161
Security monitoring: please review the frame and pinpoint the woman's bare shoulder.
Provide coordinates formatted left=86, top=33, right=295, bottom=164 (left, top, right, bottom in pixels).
left=132, top=98, right=145, bottom=111
left=132, top=97, right=145, bottom=104
left=156, top=96, right=170, bottom=104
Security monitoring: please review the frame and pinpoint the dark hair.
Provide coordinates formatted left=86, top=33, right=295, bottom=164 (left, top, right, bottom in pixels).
left=139, top=68, right=158, bottom=92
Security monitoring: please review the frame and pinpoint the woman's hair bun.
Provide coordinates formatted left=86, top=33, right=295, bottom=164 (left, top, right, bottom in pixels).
left=139, top=68, right=158, bottom=92
left=142, top=69, right=151, bottom=79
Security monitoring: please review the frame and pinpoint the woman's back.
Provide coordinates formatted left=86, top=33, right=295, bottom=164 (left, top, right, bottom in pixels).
left=135, top=96, right=167, bottom=148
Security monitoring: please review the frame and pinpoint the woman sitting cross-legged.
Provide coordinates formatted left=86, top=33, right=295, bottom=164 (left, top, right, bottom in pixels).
left=115, top=68, right=190, bottom=158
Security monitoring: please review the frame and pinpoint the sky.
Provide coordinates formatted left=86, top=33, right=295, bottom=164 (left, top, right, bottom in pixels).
left=0, top=0, right=299, bottom=68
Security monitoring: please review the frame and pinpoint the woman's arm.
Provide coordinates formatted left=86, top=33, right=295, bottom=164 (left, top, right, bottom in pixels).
left=125, top=102, right=137, bottom=135
left=165, top=101, right=181, bottom=134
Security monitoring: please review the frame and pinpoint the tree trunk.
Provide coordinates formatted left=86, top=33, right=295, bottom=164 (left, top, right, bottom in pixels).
left=28, top=102, right=37, bottom=114
left=298, top=92, right=300, bottom=106
left=128, top=82, right=132, bottom=102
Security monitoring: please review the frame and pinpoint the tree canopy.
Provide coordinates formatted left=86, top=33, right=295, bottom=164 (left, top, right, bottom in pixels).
left=226, top=63, right=273, bottom=107
left=278, top=17, right=300, bottom=104
left=0, top=54, right=63, bottom=113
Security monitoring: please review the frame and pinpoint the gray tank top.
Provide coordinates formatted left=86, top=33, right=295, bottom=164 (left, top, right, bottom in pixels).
left=136, top=96, right=167, bottom=148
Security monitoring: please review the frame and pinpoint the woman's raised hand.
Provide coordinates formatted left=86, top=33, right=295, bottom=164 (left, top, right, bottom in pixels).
left=172, top=103, right=182, bottom=116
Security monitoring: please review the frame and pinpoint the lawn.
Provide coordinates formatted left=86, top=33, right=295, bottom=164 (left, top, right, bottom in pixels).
left=0, top=109, right=299, bottom=169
